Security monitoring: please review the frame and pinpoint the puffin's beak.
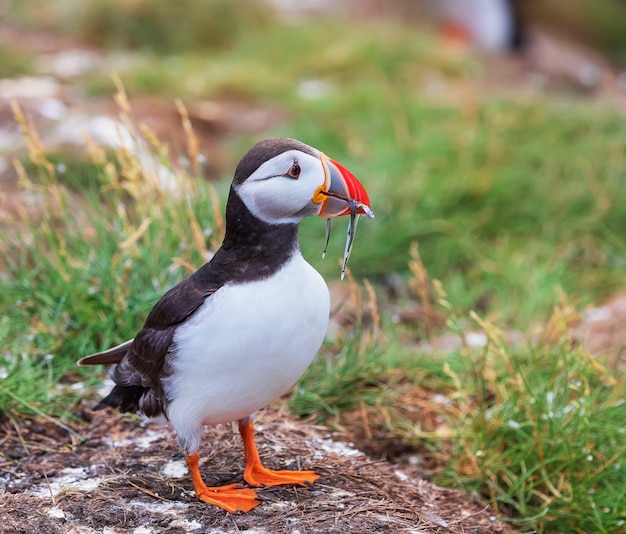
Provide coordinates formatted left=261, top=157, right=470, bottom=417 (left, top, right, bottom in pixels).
left=314, top=154, right=374, bottom=219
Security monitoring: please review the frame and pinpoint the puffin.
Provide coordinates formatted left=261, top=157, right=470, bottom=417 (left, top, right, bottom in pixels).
left=433, top=0, right=527, bottom=54
left=78, top=138, right=374, bottom=514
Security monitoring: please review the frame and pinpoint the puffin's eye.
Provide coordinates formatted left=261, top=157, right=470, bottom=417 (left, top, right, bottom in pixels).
left=286, top=161, right=301, bottom=179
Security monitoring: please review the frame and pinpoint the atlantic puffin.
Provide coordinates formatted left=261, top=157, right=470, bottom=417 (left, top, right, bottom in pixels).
left=78, top=138, right=374, bottom=514
left=433, top=0, right=527, bottom=54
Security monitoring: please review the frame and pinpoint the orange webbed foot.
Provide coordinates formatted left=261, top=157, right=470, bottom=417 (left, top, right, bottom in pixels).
left=244, top=463, right=320, bottom=488
left=239, top=418, right=320, bottom=488
left=195, top=483, right=261, bottom=514
left=185, top=453, right=261, bottom=514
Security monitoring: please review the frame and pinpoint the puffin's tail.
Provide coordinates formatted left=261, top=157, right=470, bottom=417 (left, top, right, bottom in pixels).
left=77, top=339, right=134, bottom=367
left=93, top=385, right=145, bottom=413
left=79, top=339, right=143, bottom=413
left=93, top=382, right=164, bottom=418
left=78, top=338, right=165, bottom=418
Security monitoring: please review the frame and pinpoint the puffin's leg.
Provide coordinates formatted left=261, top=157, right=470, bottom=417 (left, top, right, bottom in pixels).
left=238, top=417, right=320, bottom=487
left=184, top=452, right=261, bottom=513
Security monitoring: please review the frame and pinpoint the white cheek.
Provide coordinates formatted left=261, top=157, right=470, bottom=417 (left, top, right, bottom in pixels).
left=235, top=150, right=325, bottom=224
left=238, top=177, right=319, bottom=224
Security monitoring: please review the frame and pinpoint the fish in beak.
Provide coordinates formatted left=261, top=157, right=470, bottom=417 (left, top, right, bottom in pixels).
left=313, top=153, right=375, bottom=279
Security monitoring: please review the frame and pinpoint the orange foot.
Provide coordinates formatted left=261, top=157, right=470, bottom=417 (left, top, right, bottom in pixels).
left=185, top=453, right=261, bottom=514
left=244, top=462, right=320, bottom=488
left=239, top=418, right=321, bottom=488
left=195, top=483, right=261, bottom=514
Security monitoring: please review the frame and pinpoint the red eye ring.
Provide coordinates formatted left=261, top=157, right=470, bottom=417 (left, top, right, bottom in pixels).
left=286, top=161, right=301, bottom=179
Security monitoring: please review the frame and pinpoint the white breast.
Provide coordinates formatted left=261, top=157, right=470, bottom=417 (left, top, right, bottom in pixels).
left=163, top=253, right=330, bottom=434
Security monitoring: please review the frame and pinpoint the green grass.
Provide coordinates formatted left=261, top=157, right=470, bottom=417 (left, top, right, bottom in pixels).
left=0, top=44, right=33, bottom=77
left=437, top=315, right=626, bottom=532
left=5, top=0, right=271, bottom=54
left=2, top=7, right=626, bottom=533
left=60, top=16, right=626, bottom=323
left=291, top=301, right=626, bottom=532
left=0, top=106, right=217, bottom=417
left=295, top=96, right=626, bottom=322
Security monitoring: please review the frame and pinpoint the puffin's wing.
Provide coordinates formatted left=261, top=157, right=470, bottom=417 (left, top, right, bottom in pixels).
left=78, top=263, right=224, bottom=383
left=78, top=264, right=225, bottom=414
left=126, top=268, right=224, bottom=383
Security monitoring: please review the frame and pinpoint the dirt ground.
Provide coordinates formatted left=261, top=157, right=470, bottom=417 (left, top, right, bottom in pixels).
left=1, top=404, right=509, bottom=534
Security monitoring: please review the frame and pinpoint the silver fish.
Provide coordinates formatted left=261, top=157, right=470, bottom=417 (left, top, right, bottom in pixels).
left=322, top=198, right=374, bottom=279
left=322, top=218, right=332, bottom=259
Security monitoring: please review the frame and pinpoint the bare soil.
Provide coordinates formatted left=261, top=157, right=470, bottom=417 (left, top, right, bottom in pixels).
left=0, top=404, right=509, bottom=533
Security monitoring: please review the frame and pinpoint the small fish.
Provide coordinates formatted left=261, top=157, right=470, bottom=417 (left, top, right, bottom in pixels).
left=322, top=218, right=332, bottom=259
left=321, top=195, right=374, bottom=278
left=341, top=201, right=359, bottom=280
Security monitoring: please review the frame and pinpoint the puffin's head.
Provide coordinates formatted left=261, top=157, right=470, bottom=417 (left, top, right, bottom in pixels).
left=232, top=138, right=373, bottom=225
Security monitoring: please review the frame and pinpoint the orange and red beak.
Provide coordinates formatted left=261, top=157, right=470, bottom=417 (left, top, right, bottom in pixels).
left=315, top=154, right=374, bottom=219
